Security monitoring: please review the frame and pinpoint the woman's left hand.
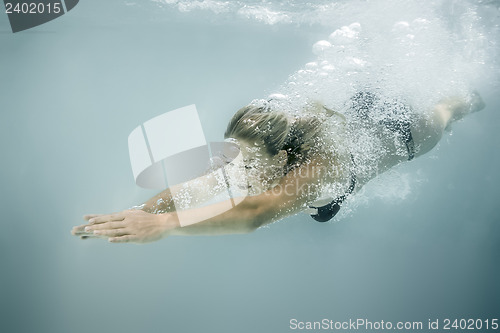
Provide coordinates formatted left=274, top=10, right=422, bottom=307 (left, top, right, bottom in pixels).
left=71, top=210, right=178, bottom=244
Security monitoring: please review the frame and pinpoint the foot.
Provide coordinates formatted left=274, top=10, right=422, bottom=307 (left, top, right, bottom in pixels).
left=467, top=90, right=486, bottom=114
left=448, top=91, right=486, bottom=122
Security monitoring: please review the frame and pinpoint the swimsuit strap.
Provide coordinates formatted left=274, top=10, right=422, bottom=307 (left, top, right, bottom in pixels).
left=405, top=131, right=415, bottom=161
left=309, top=154, right=356, bottom=222
left=381, top=118, right=415, bottom=161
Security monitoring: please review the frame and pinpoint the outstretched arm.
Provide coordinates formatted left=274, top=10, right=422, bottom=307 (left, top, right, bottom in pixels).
left=72, top=156, right=331, bottom=243
left=71, top=165, right=227, bottom=239
left=138, top=166, right=227, bottom=214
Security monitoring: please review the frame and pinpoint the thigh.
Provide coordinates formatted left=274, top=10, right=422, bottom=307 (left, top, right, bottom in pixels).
left=411, top=113, right=444, bottom=158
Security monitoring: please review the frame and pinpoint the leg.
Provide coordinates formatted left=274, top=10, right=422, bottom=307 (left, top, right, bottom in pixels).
left=435, top=91, right=486, bottom=128
left=412, top=92, right=485, bottom=158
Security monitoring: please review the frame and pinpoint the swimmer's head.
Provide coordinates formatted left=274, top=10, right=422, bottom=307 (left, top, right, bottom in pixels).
left=224, top=101, right=323, bottom=176
left=227, top=137, right=287, bottom=195
left=225, top=102, right=289, bottom=155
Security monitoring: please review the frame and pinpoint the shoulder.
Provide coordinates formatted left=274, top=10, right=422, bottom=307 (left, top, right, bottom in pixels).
left=245, top=152, right=351, bottom=225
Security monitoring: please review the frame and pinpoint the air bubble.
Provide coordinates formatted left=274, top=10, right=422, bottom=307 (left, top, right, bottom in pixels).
left=312, top=40, right=332, bottom=55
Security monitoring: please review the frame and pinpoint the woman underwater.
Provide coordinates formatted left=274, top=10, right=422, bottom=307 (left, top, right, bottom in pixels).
left=71, top=92, right=485, bottom=243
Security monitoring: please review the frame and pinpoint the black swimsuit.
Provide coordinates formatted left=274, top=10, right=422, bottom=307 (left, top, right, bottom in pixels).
left=309, top=154, right=357, bottom=222
left=309, top=92, right=415, bottom=222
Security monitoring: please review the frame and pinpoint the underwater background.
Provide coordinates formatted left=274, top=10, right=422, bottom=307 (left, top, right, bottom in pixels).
left=1, top=1, right=499, bottom=332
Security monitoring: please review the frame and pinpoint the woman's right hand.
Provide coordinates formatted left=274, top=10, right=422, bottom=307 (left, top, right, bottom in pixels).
left=71, top=210, right=179, bottom=243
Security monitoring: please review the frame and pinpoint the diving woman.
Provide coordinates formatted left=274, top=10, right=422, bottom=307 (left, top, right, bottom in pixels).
left=71, top=92, right=485, bottom=243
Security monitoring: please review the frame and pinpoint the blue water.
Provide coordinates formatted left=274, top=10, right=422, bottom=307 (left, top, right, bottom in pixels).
left=1, top=1, right=499, bottom=332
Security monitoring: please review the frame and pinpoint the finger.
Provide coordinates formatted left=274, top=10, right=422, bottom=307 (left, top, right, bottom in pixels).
left=81, top=235, right=102, bottom=240
left=84, top=211, right=124, bottom=222
left=83, top=214, right=103, bottom=221
left=109, top=235, right=137, bottom=243
left=85, top=221, right=126, bottom=232
left=88, top=213, right=125, bottom=225
left=80, top=233, right=108, bottom=239
left=93, top=229, right=130, bottom=237
left=72, top=224, right=93, bottom=236
left=73, top=227, right=107, bottom=237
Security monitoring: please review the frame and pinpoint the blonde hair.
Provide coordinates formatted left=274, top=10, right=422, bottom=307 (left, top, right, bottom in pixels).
left=224, top=101, right=325, bottom=173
